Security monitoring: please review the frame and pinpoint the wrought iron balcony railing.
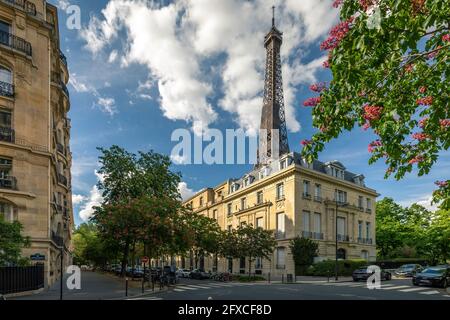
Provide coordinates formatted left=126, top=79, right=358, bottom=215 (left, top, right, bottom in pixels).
left=60, top=50, right=67, bottom=66
left=56, top=143, right=65, bottom=155
left=358, top=238, right=373, bottom=245
left=337, top=234, right=350, bottom=242
left=58, top=173, right=68, bottom=187
left=0, top=30, right=32, bottom=56
left=275, top=231, right=286, bottom=239
left=0, top=176, right=17, bottom=190
left=312, top=232, right=324, bottom=240
left=302, top=231, right=312, bottom=239
left=314, top=196, right=323, bottom=202
left=1, top=0, right=37, bottom=16
left=0, top=127, right=15, bottom=143
left=51, top=72, right=69, bottom=98
left=0, top=80, right=14, bottom=98
left=302, top=193, right=312, bottom=200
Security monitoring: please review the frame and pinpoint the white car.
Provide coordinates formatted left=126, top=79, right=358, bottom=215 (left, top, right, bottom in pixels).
left=176, top=269, right=191, bottom=278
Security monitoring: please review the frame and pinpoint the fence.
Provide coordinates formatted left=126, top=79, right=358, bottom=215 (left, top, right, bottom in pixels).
left=0, top=265, right=44, bottom=295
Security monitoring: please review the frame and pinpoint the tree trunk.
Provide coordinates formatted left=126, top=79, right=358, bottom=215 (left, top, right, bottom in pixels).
left=120, top=240, right=130, bottom=277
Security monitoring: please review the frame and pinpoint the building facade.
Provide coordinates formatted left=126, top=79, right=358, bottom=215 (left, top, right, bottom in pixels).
left=181, top=16, right=377, bottom=277
left=0, top=0, right=73, bottom=287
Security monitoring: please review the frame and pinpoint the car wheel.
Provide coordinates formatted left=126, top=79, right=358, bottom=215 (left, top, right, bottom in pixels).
left=412, top=280, right=418, bottom=286
left=353, top=278, right=359, bottom=282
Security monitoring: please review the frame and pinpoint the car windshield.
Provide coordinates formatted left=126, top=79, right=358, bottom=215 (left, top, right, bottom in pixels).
left=421, top=268, right=445, bottom=275
left=399, top=265, right=415, bottom=270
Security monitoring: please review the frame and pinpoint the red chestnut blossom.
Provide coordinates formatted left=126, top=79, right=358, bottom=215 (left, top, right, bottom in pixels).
left=301, top=140, right=313, bottom=146
left=320, top=17, right=354, bottom=51
left=332, top=0, right=344, bottom=8
left=310, top=82, right=327, bottom=92
left=404, top=64, right=414, bottom=73
left=363, top=105, right=383, bottom=121
left=416, top=96, right=433, bottom=106
left=412, top=132, right=430, bottom=141
left=440, top=119, right=450, bottom=128
left=418, top=117, right=429, bottom=128
left=368, top=140, right=382, bottom=153
left=419, top=86, right=427, bottom=94
left=442, top=34, right=450, bottom=42
left=319, top=126, right=329, bottom=133
left=359, top=0, right=375, bottom=11
left=362, top=122, right=371, bottom=131
left=409, top=155, right=424, bottom=165
left=303, top=97, right=321, bottom=107
left=435, top=181, right=448, bottom=188
left=427, top=46, right=441, bottom=59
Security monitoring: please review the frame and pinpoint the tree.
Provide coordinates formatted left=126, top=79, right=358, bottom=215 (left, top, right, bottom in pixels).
left=235, top=224, right=277, bottom=277
left=0, top=217, right=30, bottom=266
left=92, top=146, right=183, bottom=276
left=302, top=0, right=450, bottom=208
left=289, top=237, right=319, bottom=276
left=419, top=209, right=450, bottom=264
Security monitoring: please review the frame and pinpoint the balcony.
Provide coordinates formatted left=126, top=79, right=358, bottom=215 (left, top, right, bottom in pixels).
left=59, top=50, right=67, bottom=66
left=58, top=174, right=68, bottom=187
left=0, top=176, right=17, bottom=190
left=302, top=231, right=312, bottom=239
left=51, top=231, right=64, bottom=247
left=314, top=196, right=323, bottom=203
left=366, top=208, right=372, bottom=214
left=56, top=143, right=65, bottom=156
left=276, top=264, right=286, bottom=270
left=0, top=127, right=14, bottom=142
left=312, top=232, right=324, bottom=240
left=1, top=0, right=37, bottom=16
left=337, top=234, right=350, bottom=242
left=0, top=80, right=14, bottom=98
left=0, top=30, right=32, bottom=56
left=51, top=72, right=70, bottom=99
left=302, top=193, right=312, bottom=200
left=358, top=238, right=373, bottom=245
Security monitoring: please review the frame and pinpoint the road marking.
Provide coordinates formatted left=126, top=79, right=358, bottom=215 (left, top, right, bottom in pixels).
left=173, top=288, right=186, bottom=292
left=399, top=287, right=429, bottom=293
left=176, top=286, right=198, bottom=290
left=348, top=284, right=367, bottom=288
left=419, top=290, right=440, bottom=295
left=128, top=297, right=163, bottom=300
left=442, top=295, right=450, bottom=298
left=380, top=285, right=411, bottom=290
left=183, top=285, right=212, bottom=289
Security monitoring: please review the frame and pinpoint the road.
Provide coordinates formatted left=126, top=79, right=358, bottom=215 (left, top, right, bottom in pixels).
left=128, top=278, right=450, bottom=301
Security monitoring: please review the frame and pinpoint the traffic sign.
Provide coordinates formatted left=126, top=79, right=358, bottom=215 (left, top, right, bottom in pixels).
left=141, top=256, right=149, bottom=264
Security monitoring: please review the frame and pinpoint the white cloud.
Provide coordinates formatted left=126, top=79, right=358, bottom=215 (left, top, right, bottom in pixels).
left=178, top=182, right=196, bottom=201
left=170, top=154, right=189, bottom=165
left=96, top=97, right=117, bottom=116
left=57, top=0, right=71, bottom=10
left=108, top=50, right=119, bottom=63
left=399, top=195, right=440, bottom=212
left=72, top=194, right=87, bottom=205
left=80, top=0, right=338, bottom=134
left=79, top=185, right=104, bottom=221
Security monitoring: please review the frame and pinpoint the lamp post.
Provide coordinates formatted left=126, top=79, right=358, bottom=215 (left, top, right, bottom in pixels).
left=335, top=200, right=348, bottom=281
left=55, top=245, right=65, bottom=300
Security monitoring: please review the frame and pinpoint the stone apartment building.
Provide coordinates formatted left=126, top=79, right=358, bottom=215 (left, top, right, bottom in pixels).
left=180, top=15, right=378, bottom=277
left=0, top=0, right=73, bottom=287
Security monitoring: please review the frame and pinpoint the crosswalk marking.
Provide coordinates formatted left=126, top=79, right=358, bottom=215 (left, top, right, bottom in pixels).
left=380, top=285, right=411, bottom=290
left=399, top=287, right=429, bottom=293
left=173, top=288, right=186, bottom=292
left=128, top=297, right=163, bottom=301
left=184, top=285, right=214, bottom=289
left=176, top=286, right=198, bottom=290
left=419, top=290, right=440, bottom=295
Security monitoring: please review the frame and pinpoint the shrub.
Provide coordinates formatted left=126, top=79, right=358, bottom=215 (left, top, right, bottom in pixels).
left=307, top=259, right=368, bottom=277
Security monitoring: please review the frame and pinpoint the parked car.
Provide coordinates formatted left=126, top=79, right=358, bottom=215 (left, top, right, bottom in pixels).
left=394, top=264, right=423, bottom=278
left=176, top=269, right=191, bottom=278
left=114, top=266, right=123, bottom=275
left=190, top=269, right=210, bottom=280
left=412, top=267, right=450, bottom=288
left=352, top=266, right=392, bottom=282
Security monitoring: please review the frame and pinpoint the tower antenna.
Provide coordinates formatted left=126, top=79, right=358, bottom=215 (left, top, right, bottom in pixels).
left=272, top=6, right=275, bottom=27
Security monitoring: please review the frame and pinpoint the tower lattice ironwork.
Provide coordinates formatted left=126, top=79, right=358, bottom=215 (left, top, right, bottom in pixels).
left=257, top=7, right=290, bottom=166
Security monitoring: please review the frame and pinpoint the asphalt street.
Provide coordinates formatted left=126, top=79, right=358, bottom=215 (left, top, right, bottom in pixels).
left=128, top=278, right=450, bottom=301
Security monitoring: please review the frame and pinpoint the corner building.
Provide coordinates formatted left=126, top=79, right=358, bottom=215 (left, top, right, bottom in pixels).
left=0, top=0, right=73, bottom=287
left=181, top=18, right=378, bottom=277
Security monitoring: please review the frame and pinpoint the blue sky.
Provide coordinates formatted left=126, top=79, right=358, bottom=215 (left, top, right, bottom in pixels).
left=50, top=0, right=449, bottom=225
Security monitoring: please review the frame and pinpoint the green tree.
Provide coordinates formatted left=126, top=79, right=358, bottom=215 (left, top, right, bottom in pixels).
left=289, top=237, right=319, bottom=276
left=235, top=224, right=277, bottom=277
left=302, top=0, right=450, bottom=208
left=93, top=146, right=183, bottom=276
left=419, top=209, right=450, bottom=264
left=0, top=217, right=30, bottom=266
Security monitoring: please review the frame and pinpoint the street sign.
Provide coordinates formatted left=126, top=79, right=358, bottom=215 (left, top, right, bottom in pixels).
left=141, top=257, right=149, bottom=264
left=30, top=254, right=46, bottom=261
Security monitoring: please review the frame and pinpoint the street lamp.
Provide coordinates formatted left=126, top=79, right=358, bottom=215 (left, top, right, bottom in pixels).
left=55, top=244, right=65, bottom=301
left=335, top=200, right=348, bottom=281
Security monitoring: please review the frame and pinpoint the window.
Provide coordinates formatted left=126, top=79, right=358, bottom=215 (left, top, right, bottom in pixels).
left=0, top=202, right=13, bottom=222
left=199, top=197, right=203, bottom=207
left=280, top=159, right=288, bottom=170
left=227, top=203, right=232, bottom=216
left=337, top=217, right=346, bottom=237
left=240, top=257, right=246, bottom=271
left=227, top=225, right=232, bottom=232
left=302, top=211, right=310, bottom=232
left=276, top=247, right=286, bottom=269
left=314, top=213, right=321, bottom=234
left=256, top=217, right=264, bottom=229
left=276, top=213, right=285, bottom=238
left=0, top=110, right=13, bottom=142
left=358, top=196, right=364, bottom=209
left=358, top=221, right=363, bottom=239
left=361, top=250, right=369, bottom=261
left=243, top=178, right=250, bottom=187
left=303, top=180, right=310, bottom=197
left=212, top=210, right=217, bottom=220
left=257, top=191, right=263, bottom=205
left=276, top=183, right=284, bottom=200
left=255, top=257, right=263, bottom=270
left=0, top=66, right=12, bottom=85
left=240, top=198, right=246, bottom=210
left=366, top=222, right=371, bottom=240
left=217, top=191, right=222, bottom=199
left=231, top=183, right=239, bottom=193
left=335, top=189, right=347, bottom=204
left=0, top=157, right=12, bottom=179
left=367, top=198, right=372, bottom=211
left=315, top=184, right=322, bottom=200
left=0, top=21, right=11, bottom=46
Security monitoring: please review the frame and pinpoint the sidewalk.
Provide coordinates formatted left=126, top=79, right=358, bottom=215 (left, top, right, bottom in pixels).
left=267, top=276, right=353, bottom=284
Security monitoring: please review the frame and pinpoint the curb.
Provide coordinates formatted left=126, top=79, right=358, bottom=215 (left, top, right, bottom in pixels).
left=113, top=284, right=176, bottom=300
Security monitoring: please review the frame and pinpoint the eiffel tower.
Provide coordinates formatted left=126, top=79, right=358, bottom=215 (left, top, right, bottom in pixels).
left=257, top=6, right=290, bottom=167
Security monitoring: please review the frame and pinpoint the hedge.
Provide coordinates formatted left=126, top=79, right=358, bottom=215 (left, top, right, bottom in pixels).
left=307, top=260, right=368, bottom=277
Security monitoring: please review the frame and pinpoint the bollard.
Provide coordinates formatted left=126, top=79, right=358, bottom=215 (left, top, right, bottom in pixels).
left=282, top=274, right=284, bottom=284
left=268, top=272, right=271, bottom=284
left=142, top=277, right=144, bottom=294
left=125, top=278, right=129, bottom=297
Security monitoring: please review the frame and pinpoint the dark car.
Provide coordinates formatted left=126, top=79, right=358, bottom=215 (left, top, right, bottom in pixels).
left=412, top=267, right=450, bottom=288
left=353, top=266, right=392, bottom=282
left=190, top=269, right=210, bottom=280
left=394, top=264, right=423, bottom=278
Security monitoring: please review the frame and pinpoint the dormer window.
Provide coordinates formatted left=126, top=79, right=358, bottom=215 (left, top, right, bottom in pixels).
left=231, top=183, right=240, bottom=193
left=280, top=159, right=288, bottom=170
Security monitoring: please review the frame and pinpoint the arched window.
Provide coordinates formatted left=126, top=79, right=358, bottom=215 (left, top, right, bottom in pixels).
left=337, top=248, right=346, bottom=260
left=0, top=66, right=12, bottom=84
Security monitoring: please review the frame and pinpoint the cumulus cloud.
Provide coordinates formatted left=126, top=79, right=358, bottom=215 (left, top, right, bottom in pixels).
left=80, top=0, right=338, bottom=134
left=178, top=182, right=196, bottom=201
left=96, top=97, right=117, bottom=116
left=72, top=194, right=87, bottom=205
left=400, top=195, right=440, bottom=212
left=77, top=171, right=105, bottom=222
